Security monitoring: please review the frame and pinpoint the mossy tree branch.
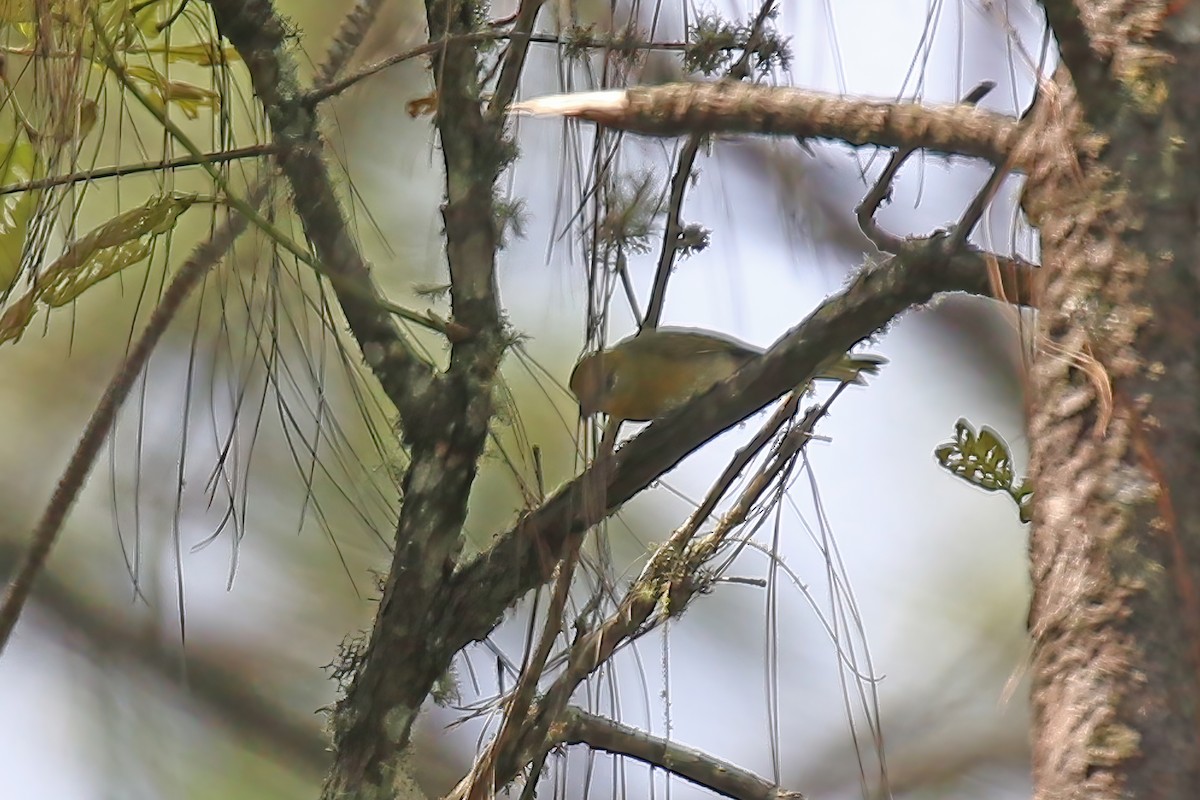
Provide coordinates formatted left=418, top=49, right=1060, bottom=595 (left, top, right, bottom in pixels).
left=514, top=81, right=1033, bottom=166
left=199, top=5, right=1046, bottom=796
left=444, top=238, right=1036, bottom=676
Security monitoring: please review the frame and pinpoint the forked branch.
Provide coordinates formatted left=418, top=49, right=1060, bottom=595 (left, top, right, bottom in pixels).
left=557, top=707, right=806, bottom=800
left=444, top=234, right=1037, bottom=701
left=453, top=401, right=830, bottom=798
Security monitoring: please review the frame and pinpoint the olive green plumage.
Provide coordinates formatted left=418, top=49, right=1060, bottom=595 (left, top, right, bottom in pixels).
left=569, top=327, right=885, bottom=421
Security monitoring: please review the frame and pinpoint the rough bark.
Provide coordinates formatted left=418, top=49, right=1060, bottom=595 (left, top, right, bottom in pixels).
left=1024, top=4, right=1200, bottom=798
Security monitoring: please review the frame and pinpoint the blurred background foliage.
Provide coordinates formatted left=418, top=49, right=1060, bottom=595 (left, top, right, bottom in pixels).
left=0, top=1, right=1038, bottom=797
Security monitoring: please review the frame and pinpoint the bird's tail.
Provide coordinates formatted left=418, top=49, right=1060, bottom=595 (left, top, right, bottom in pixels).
left=817, top=353, right=888, bottom=385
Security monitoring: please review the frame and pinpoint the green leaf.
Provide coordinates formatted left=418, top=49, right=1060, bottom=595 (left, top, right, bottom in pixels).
left=0, top=288, right=35, bottom=344
left=124, top=64, right=221, bottom=120
left=0, top=129, right=38, bottom=293
left=0, top=0, right=36, bottom=25
left=0, top=193, right=197, bottom=344
left=935, top=418, right=1032, bottom=524
left=935, top=418, right=1009, bottom=492
left=137, top=41, right=242, bottom=67
left=36, top=192, right=196, bottom=307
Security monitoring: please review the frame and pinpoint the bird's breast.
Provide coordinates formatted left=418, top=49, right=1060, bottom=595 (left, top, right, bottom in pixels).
left=609, top=353, right=743, bottom=421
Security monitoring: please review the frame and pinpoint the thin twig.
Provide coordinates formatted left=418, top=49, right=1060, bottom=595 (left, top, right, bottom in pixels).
left=641, top=0, right=777, bottom=331
left=458, top=423, right=620, bottom=800
left=459, top=538, right=580, bottom=800
left=856, top=81, right=995, bottom=253
left=0, top=144, right=277, bottom=196
left=487, top=0, right=547, bottom=119
left=484, top=401, right=831, bottom=792
left=0, top=185, right=268, bottom=654
left=445, top=236, right=1038, bottom=674
left=945, top=86, right=1025, bottom=252
left=0, top=0, right=389, bottom=656
left=306, top=30, right=710, bottom=107
left=558, top=707, right=806, bottom=800
left=11, top=530, right=329, bottom=768
left=306, top=32, right=503, bottom=106
left=687, top=391, right=801, bottom=529
left=313, top=0, right=389, bottom=87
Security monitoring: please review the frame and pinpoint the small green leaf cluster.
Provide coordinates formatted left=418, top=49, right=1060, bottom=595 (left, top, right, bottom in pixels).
left=935, top=418, right=1033, bottom=523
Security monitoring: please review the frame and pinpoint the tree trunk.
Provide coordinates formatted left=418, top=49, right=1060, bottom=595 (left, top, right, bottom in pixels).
left=1026, top=5, right=1200, bottom=797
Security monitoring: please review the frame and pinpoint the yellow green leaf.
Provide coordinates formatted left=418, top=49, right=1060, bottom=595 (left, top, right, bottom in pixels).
left=0, top=130, right=38, bottom=293
left=75, top=98, right=98, bottom=141
left=137, top=41, right=242, bottom=67
left=44, top=98, right=99, bottom=144
left=0, top=287, right=35, bottom=343
left=166, top=88, right=219, bottom=120
left=124, top=64, right=221, bottom=119
left=123, top=64, right=164, bottom=85
left=35, top=192, right=196, bottom=307
left=0, top=1, right=35, bottom=24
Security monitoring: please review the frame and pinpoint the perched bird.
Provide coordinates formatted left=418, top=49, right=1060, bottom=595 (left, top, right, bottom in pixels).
left=569, top=327, right=885, bottom=422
